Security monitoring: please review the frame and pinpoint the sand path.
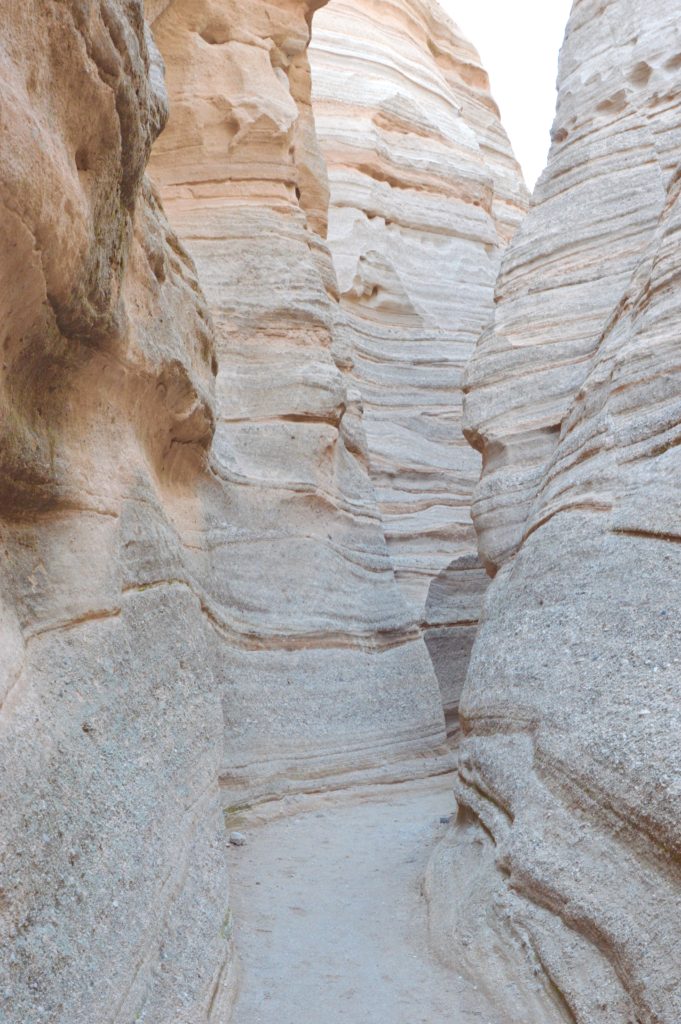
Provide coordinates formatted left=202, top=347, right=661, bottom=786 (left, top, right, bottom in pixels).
left=226, top=776, right=493, bottom=1024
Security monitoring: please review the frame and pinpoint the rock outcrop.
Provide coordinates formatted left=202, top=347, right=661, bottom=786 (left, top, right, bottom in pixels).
left=148, top=0, right=447, bottom=802
left=0, top=2, right=232, bottom=1021
left=309, top=0, right=527, bottom=729
left=12, top=0, right=679, bottom=1021
left=433, top=2, right=681, bottom=1021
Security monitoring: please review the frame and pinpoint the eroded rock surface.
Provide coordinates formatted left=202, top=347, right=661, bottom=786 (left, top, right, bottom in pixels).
left=441, top=2, right=681, bottom=1021
left=0, top=2, right=232, bottom=1021
left=148, top=0, right=447, bottom=802
left=309, top=0, right=527, bottom=727
left=463, top=0, right=681, bottom=574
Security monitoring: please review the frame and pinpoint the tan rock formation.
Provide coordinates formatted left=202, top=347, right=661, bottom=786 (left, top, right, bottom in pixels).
left=435, top=2, right=681, bottom=1021
left=148, top=0, right=447, bottom=802
left=0, top=3, right=233, bottom=1021
left=14, top=0, right=680, bottom=1020
left=309, top=0, right=527, bottom=729
left=463, top=0, right=681, bottom=574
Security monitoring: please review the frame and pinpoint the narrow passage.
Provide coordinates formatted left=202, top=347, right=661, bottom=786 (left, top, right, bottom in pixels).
left=227, top=776, right=494, bottom=1024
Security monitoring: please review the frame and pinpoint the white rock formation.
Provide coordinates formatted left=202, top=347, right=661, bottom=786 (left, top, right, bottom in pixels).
left=309, top=0, right=527, bottom=728
left=148, top=0, right=448, bottom=803
left=11, top=2, right=679, bottom=1021
left=433, top=2, right=681, bottom=1021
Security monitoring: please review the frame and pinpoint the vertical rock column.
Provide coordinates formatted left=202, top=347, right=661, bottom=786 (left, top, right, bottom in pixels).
left=309, top=0, right=527, bottom=731
left=149, top=0, right=447, bottom=802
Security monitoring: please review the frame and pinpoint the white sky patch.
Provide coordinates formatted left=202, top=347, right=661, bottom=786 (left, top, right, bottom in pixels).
left=440, top=0, right=573, bottom=189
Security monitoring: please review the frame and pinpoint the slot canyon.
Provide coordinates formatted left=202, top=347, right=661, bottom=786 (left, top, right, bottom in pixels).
left=0, top=1, right=679, bottom=1022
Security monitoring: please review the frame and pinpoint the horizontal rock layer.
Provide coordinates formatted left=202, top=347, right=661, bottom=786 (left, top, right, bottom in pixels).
left=309, top=0, right=527, bottom=726
left=448, top=1, right=681, bottom=1021
left=148, top=0, right=447, bottom=801
left=463, top=0, right=681, bottom=573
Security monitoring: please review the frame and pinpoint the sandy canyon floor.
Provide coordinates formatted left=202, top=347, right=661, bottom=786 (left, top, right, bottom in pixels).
left=226, top=776, right=500, bottom=1024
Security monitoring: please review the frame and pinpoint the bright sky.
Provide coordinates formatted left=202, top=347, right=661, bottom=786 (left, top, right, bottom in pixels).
left=440, top=0, right=573, bottom=189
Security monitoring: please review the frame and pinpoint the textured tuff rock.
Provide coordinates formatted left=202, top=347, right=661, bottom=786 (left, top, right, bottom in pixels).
left=435, top=2, right=681, bottom=1021
left=148, top=0, right=447, bottom=801
left=0, top=3, right=233, bottom=1021
left=309, top=0, right=527, bottom=728
left=463, top=0, right=681, bottom=574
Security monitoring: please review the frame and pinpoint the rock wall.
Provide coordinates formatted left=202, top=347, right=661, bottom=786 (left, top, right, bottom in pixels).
left=2, top=2, right=471, bottom=1017
left=13, top=1, right=678, bottom=1021
left=309, top=0, right=527, bottom=729
left=432, top=2, right=681, bottom=1021
left=463, top=0, right=681, bottom=573
left=148, top=0, right=448, bottom=802
left=0, top=2, right=233, bottom=1021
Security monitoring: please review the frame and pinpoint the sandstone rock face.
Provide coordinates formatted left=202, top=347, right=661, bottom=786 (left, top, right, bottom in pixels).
left=438, top=2, right=681, bottom=1021
left=309, top=0, right=527, bottom=729
left=463, top=0, right=681, bottom=574
left=0, top=3, right=233, bottom=1021
left=148, top=0, right=447, bottom=802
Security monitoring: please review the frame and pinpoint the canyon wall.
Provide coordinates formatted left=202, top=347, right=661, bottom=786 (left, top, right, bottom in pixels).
left=309, top=0, right=527, bottom=729
left=0, top=2, right=233, bottom=1021
left=148, top=0, right=448, bottom=802
left=429, top=1, right=681, bottom=1021
left=3, top=2, right=500, bottom=1017
left=11, top=1, right=679, bottom=1022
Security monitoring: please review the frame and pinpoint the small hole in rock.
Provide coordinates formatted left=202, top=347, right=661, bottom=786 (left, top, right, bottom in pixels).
left=199, top=25, right=229, bottom=45
left=629, top=61, right=652, bottom=87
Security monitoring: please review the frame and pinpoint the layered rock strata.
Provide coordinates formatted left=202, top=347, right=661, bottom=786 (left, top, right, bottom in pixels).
left=148, top=0, right=447, bottom=801
left=435, top=2, right=681, bottom=1021
left=309, top=0, right=527, bottom=727
left=0, top=3, right=232, bottom=1021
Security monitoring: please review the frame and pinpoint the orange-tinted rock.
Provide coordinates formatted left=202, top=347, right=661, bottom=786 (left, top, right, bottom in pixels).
left=0, top=4, right=232, bottom=1020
